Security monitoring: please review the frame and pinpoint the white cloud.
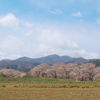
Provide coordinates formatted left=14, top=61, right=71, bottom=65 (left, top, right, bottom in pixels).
left=0, top=13, right=99, bottom=60
left=72, top=11, right=82, bottom=17
left=68, top=50, right=99, bottom=59
left=0, top=52, right=19, bottom=60
left=0, top=35, right=24, bottom=51
left=39, top=30, right=78, bottom=50
left=0, top=53, right=21, bottom=60
left=0, top=52, right=6, bottom=56
left=5, top=54, right=21, bottom=60
left=27, top=43, right=99, bottom=59
left=51, top=9, right=63, bottom=14
left=0, top=13, right=19, bottom=29
left=25, top=29, right=99, bottom=59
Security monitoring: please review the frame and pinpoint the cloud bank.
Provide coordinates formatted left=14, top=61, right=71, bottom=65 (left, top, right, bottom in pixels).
left=0, top=13, right=99, bottom=60
left=0, top=13, right=19, bottom=29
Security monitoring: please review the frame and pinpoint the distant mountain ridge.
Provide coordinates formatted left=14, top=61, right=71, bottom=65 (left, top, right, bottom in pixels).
left=33, top=54, right=72, bottom=64
left=0, top=54, right=98, bottom=71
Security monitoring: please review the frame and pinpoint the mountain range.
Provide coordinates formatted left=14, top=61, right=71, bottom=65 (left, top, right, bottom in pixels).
left=0, top=54, right=99, bottom=71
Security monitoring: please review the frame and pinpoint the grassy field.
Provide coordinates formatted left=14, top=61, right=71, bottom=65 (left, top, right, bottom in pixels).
left=0, top=77, right=100, bottom=100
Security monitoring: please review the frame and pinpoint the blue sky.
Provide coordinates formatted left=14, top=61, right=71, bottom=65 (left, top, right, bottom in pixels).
left=0, top=0, right=100, bottom=60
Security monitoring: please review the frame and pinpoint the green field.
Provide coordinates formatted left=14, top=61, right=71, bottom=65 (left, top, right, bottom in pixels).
left=0, top=77, right=100, bottom=100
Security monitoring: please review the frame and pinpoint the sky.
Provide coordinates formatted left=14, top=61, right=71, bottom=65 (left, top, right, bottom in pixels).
left=0, top=0, right=100, bottom=60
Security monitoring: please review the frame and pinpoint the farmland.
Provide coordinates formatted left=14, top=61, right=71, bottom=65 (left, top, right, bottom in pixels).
left=0, top=77, right=100, bottom=100
left=0, top=88, right=100, bottom=100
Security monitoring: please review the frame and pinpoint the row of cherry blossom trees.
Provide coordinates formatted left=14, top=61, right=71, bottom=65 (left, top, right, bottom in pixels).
left=29, top=63, right=100, bottom=81
left=0, top=69, right=26, bottom=78
left=0, top=63, right=100, bottom=81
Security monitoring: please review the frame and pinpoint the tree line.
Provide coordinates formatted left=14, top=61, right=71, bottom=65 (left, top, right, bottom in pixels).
left=0, top=63, right=100, bottom=81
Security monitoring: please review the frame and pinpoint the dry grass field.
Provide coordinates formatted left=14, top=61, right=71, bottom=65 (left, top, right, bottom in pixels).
left=0, top=77, right=100, bottom=100
left=0, top=88, right=100, bottom=100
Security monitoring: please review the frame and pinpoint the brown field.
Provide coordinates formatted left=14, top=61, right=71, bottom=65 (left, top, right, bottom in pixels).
left=0, top=88, right=100, bottom=100
left=0, top=77, right=100, bottom=100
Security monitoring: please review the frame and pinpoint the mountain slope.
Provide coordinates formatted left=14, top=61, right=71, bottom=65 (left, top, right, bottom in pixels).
left=33, top=54, right=72, bottom=64
left=0, top=54, right=95, bottom=71
left=90, top=59, right=100, bottom=67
